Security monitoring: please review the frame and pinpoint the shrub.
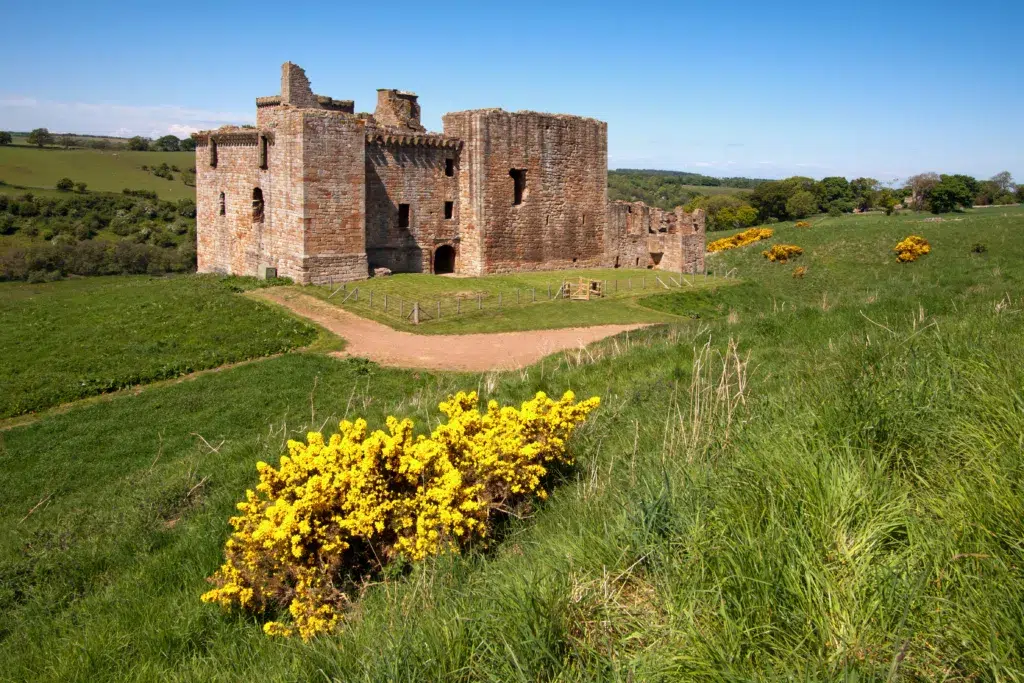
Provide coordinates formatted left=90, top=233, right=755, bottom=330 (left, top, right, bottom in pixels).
left=75, top=182, right=87, bottom=193
left=894, top=235, right=931, bottom=263
left=201, top=390, right=600, bottom=640
left=762, top=244, right=803, bottom=262
left=794, top=221, right=811, bottom=228
left=55, top=177, right=74, bottom=192
left=972, top=242, right=988, bottom=254
left=792, top=265, right=807, bottom=278
left=707, top=227, right=774, bottom=253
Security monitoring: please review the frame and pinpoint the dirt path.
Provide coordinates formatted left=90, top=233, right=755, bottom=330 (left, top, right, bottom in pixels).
left=252, top=289, right=649, bottom=372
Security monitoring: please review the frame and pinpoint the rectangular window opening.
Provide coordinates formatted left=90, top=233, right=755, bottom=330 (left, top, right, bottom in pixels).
left=444, top=201, right=454, bottom=220
left=398, top=203, right=410, bottom=228
left=445, top=158, right=454, bottom=176
left=509, top=169, right=526, bottom=205
left=258, top=134, right=268, bottom=170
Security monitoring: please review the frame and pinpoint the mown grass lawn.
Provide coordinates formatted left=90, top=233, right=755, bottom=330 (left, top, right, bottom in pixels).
left=305, top=267, right=728, bottom=334
left=2, top=207, right=1024, bottom=680
left=0, top=275, right=317, bottom=418
left=0, top=146, right=196, bottom=200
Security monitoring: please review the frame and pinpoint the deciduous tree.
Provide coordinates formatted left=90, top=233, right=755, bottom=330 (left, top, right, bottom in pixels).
left=27, top=128, right=54, bottom=147
left=127, top=136, right=150, bottom=151
left=0, top=131, right=12, bottom=145
left=785, top=190, right=818, bottom=219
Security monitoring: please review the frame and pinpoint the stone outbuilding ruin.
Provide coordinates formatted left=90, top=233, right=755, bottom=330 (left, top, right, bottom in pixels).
left=195, top=63, right=705, bottom=284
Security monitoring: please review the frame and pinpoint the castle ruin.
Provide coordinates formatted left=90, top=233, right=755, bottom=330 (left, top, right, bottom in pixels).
left=195, top=63, right=705, bottom=284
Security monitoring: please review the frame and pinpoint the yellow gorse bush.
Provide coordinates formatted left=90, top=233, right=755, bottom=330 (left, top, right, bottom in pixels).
left=894, top=235, right=931, bottom=263
left=707, top=227, right=774, bottom=253
left=762, top=244, right=803, bottom=262
left=201, top=390, right=599, bottom=640
left=794, top=221, right=811, bottom=228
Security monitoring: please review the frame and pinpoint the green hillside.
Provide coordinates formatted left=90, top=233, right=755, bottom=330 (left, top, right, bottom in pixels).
left=2, top=207, right=1023, bottom=679
left=0, top=146, right=195, bottom=200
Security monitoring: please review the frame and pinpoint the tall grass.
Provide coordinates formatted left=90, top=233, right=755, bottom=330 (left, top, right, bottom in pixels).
left=2, top=209, right=1024, bottom=679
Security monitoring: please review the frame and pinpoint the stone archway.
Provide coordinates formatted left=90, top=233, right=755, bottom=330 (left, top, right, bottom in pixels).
left=433, top=244, right=455, bottom=274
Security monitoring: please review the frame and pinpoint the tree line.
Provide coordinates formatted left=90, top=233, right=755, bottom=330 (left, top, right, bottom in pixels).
left=613, top=169, right=1022, bottom=231
left=0, top=129, right=197, bottom=152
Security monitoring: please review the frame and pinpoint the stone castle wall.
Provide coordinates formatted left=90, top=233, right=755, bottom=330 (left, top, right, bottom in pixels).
left=606, top=201, right=706, bottom=273
left=195, top=124, right=307, bottom=282
left=196, top=62, right=705, bottom=285
left=442, top=110, right=609, bottom=275
left=365, top=134, right=461, bottom=273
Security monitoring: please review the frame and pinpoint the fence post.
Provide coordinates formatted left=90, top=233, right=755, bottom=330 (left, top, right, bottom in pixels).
left=629, top=278, right=632, bottom=291
left=516, top=289, right=520, bottom=305
left=547, top=283, right=551, bottom=299
left=384, top=293, right=387, bottom=311
left=498, top=292, right=502, bottom=307
left=478, top=295, right=482, bottom=310
left=437, top=301, right=441, bottom=319
left=400, top=299, right=404, bottom=318
left=457, top=298, right=461, bottom=315
left=369, top=290, right=373, bottom=308
left=412, top=302, right=420, bottom=325
left=532, top=288, right=535, bottom=303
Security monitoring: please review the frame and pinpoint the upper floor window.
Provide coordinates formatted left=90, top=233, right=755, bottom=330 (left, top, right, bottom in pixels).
left=219, top=192, right=226, bottom=216
left=509, top=169, right=526, bottom=205
left=445, top=158, right=454, bottom=177
left=398, top=203, right=410, bottom=228
left=252, top=187, right=264, bottom=223
left=209, top=139, right=218, bottom=167
left=444, top=201, right=454, bottom=219
left=258, top=134, right=268, bottom=170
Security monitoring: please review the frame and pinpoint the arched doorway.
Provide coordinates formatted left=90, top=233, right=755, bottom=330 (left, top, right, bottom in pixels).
left=433, top=245, right=455, bottom=274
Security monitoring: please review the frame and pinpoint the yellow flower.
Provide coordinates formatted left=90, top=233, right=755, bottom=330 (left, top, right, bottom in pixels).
left=202, top=390, right=600, bottom=640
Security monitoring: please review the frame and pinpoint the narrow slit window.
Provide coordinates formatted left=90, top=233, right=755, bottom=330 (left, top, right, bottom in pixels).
left=582, top=213, right=586, bottom=226
left=258, top=134, right=268, bottom=169
left=209, top=139, right=218, bottom=167
left=444, top=201, right=454, bottom=219
left=444, top=158, right=454, bottom=176
left=398, top=203, right=410, bottom=228
left=252, top=187, right=264, bottom=223
left=219, top=192, right=226, bottom=216
left=509, top=169, right=526, bottom=205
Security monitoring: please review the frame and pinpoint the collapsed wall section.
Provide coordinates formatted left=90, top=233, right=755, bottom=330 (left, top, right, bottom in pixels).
left=443, top=110, right=608, bottom=275
left=606, top=201, right=706, bottom=273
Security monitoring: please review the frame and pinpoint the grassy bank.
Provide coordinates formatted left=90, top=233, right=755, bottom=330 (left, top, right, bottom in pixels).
left=0, top=275, right=316, bottom=418
left=1, top=207, right=1023, bottom=679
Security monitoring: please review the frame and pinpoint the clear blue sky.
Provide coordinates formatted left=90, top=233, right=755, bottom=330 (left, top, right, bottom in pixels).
left=1, top=0, right=1021, bottom=182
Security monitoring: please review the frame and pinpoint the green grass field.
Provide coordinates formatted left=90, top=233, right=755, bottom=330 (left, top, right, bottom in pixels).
left=0, top=275, right=317, bottom=418
left=306, top=267, right=726, bottom=334
left=0, top=146, right=195, bottom=200
left=2, top=208, right=1024, bottom=679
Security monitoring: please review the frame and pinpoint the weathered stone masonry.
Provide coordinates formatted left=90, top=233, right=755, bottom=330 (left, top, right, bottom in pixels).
left=196, top=63, right=705, bottom=284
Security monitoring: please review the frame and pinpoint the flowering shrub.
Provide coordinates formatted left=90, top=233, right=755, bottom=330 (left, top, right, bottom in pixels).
left=707, top=227, right=774, bottom=253
left=792, top=265, right=807, bottom=278
left=894, top=235, right=931, bottom=263
left=794, top=221, right=811, bottom=228
left=762, top=244, right=804, bottom=262
left=202, top=390, right=600, bottom=640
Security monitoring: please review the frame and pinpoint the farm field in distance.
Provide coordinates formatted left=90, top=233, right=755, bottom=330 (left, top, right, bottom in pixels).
left=0, top=145, right=195, bottom=200
left=2, top=206, right=1023, bottom=679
